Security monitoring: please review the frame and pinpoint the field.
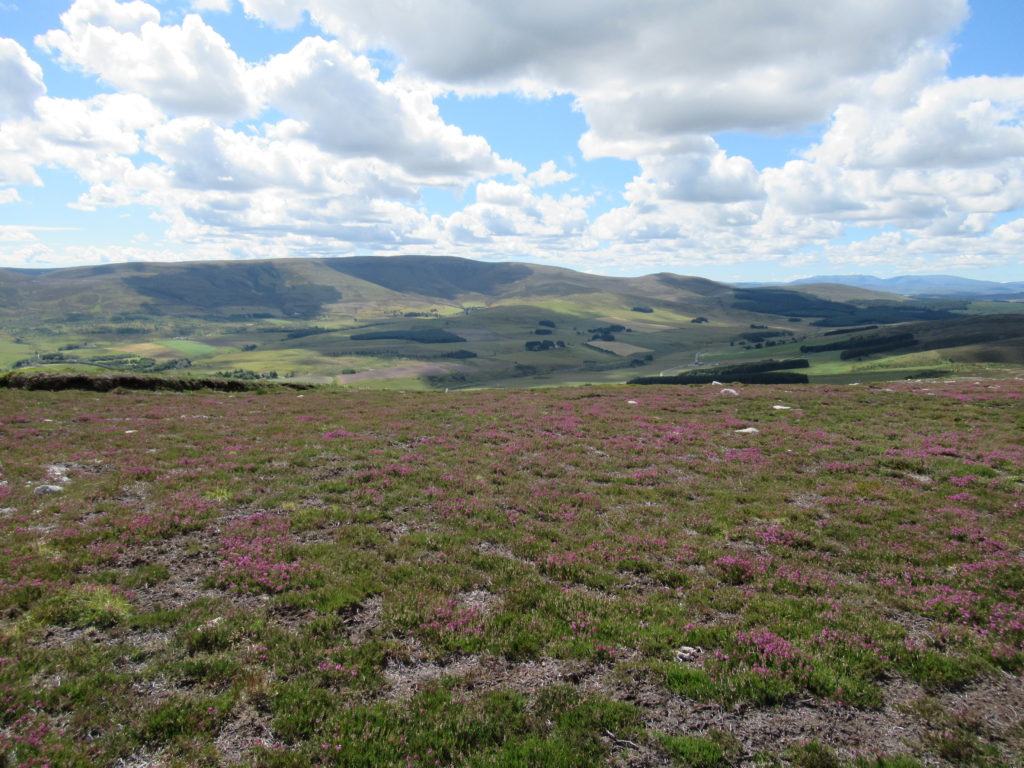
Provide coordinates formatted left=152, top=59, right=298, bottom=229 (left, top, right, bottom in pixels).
left=585, top=341, right=655, bottom=357
left=0, top=379, right=1021, bottom=767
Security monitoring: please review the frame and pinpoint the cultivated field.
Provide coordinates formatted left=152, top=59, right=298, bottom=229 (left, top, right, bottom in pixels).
left=0, top=380, right=1022, bottom=766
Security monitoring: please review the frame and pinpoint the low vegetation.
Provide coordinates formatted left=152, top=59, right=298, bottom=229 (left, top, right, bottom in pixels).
left=0, top=371, right=314, bottom=392
left=0, top=379, right=1021, bottom=766
left=631, top=359, right=810, bottom=385
left=349, top=329, right=467, bottom=344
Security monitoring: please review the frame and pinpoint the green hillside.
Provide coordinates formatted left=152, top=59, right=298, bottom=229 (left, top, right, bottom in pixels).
left=1, top=255, right=1021, bottom=388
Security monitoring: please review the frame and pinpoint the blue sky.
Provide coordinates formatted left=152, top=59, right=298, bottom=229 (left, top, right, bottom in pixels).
left=0, top=0, right=1022, bottom=283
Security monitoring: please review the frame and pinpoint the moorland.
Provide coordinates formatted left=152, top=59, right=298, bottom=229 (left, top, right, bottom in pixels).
left=0, top=377, right=1022, bottom=766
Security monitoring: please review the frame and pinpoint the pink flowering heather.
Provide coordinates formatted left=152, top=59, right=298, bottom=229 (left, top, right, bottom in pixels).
left=215, top=513, right=307, bottom=593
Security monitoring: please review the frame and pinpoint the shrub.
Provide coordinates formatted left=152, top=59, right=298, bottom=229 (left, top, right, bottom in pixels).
left=350, top=329, right=466, bottom=343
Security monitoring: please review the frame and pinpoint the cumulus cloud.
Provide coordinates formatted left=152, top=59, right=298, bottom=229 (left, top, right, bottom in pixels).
left=239, top=0, right=967, bottom=142
left=526, top=161, right=574, bottom=187
left=7, top=0, right=1022, bottom=276
left=37, top=110, right=446, bottom=249
left=142, top=116, right=429, bottom=200
left=636, top=150, right=765, bottom=204
left=37, top=93, right=162, bottom=154
left=239, top=0, right=305, bottom=28
left=258, top=38, right=520, bottom=181
left=0, top=92, right=162, bottom=189
left=0, top=39, right=46, bottom=119
left=191, top=0, right=231, bottom=11
left=441, top=180, right=591, bottom=250
left=759, top=73, right=1024, bottom=237
left=10, top=1, right=522, bottom=262
left=578, top=46, right=1024, bottom=274
left=36, top=0, right=255, bottom=118
left=807, top=76, right=1024, bottom=170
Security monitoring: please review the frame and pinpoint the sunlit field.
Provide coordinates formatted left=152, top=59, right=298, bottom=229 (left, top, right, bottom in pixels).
left=0, top=379, right=1021, bottom=766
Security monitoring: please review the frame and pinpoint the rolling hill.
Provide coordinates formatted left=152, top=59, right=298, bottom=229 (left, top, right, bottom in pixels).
left=774, top=274, right=1024, bottom=299
left=1, top=255, right=1022, bottom=388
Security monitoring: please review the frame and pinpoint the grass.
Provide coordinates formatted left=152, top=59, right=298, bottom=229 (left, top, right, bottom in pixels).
left=585, top=340, right=655, bottom=356
left=0, top=337, right=34, bottom=369
left=0, top=379, right=1021, bottom=765
left=154, top=339, right=227, bottom=357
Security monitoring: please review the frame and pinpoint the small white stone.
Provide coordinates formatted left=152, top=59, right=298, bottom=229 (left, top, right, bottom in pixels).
left=676, top=646, right=703, bottom=662
left=33, top=485, right=63, bottom=495
left=734, top=427, right=760, bottom=434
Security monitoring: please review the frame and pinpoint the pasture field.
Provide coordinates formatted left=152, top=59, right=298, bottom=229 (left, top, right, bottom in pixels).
left=154, top=340, right=229, bottom=358
left=585, top=340, right=655, bottom=357
left=0, top=338, right=33, bottom=370
left=0, top=379, right=1021, bottom=766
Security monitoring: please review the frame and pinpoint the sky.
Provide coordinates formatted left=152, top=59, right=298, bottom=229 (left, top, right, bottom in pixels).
left=0, top=0, right=1022, bottom=283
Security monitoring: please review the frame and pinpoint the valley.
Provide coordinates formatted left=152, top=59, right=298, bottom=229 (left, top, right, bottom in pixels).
left=2, top=256, right=1023, bottom=390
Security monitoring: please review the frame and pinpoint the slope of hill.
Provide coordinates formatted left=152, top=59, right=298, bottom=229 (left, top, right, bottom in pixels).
left=789, top=274, right=1024, bottom=298
left=781, top=282, right=909, bottom=302
left=1, top=255, right=1020, bottom=387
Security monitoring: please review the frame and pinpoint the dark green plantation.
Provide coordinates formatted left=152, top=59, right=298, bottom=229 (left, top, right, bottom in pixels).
left=0, top=378, right=1021, bottom=766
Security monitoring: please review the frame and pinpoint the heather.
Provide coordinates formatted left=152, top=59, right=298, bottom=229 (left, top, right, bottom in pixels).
left=0, top=379, right=1021, bottom=766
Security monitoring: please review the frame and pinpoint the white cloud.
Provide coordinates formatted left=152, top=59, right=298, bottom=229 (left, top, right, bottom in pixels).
left=42, top=113, right=446, bottom=249
left=240, top=0, right=967, bottom=142
left=817, top=227, right=1023, bottom=273
left=0, top=225, right=43, bottom=242
left=526, top=161, right=574, bottom=187
left=142, top=116, right=428, bottom=199
left=440, top=180, right=592, bottom=252
left=258, top=37, right=520, bottom=181
left=759, top=73, right=1024, bottom=235
left=191, top=0, right=231, bottom=11
left=36, top=0, right=255, bottom=118
left=807, top=76, right=1024, bottom=171
left=0, top=92, right=162, bottom=190
left=238, top=0, right=305, bottom=28
left=37, top=93, right=162, bottom=154
left=12, top=2, right=522, bottom=260
left=0, top=39, right=45, bottom=120
left=577, top=50, right=1024, bottom=275
left=636, top=150, right=765, bottom=204
left=6, top=0, right=1021, bottom=278
left=0, top=240, right=200, bottom=268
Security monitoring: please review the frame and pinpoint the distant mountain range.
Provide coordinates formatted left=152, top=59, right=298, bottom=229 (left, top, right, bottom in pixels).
left=738, top=274, right=1024, bottom=298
